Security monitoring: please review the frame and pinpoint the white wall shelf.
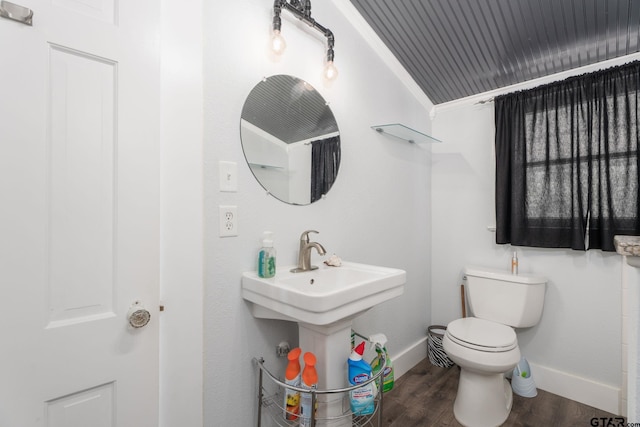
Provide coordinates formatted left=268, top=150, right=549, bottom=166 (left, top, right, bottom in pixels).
left=372, top=123, right=442, bottom=144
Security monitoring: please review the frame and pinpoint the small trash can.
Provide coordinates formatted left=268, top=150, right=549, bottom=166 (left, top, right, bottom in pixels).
left=427, top=325, right=454, bottom=368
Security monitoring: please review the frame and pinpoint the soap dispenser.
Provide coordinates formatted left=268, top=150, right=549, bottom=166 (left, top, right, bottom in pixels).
left=258, top=231, right=276, bottom=278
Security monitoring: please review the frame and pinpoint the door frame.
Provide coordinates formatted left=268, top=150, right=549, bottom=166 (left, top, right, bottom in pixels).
left=159, top=0, right=204, bottom=425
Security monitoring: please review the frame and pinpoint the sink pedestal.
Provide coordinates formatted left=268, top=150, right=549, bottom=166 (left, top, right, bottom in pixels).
left=298, top=320, right=352, bottom=426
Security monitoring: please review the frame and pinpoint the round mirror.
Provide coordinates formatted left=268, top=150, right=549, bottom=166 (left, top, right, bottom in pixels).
left=240, top=75, right=341, bottom=205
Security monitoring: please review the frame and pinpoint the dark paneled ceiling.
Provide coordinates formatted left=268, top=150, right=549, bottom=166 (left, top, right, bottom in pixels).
left=350, top=0, right=640, bottom=105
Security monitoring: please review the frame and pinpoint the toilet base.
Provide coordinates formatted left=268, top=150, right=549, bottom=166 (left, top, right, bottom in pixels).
left=453, top=369, right=513, bottom=427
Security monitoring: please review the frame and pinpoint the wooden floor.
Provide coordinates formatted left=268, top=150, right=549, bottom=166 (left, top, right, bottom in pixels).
left=378, top=358, right=622, bottom=427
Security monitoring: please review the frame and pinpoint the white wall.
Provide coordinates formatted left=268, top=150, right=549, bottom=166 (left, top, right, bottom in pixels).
left=203, top=1, right=432, bottom=425
left=431, top=102, right=623, bottom=413
left=286, top=141, right=312, bottom=205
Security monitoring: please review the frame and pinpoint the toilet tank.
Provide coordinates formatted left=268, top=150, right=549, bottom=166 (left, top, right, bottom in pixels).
left=464, top=266, right=547, bottom=328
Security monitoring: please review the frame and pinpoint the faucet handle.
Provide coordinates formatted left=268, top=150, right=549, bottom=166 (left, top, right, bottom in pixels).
left=300, top=230, right=319, bottom=243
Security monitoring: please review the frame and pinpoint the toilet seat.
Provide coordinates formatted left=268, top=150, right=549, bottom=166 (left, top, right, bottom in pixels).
left=446, top=317, right=517, bottom=352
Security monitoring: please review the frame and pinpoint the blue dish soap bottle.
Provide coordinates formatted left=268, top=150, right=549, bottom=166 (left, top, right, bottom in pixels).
left=258, top=231, right=276, bottom=278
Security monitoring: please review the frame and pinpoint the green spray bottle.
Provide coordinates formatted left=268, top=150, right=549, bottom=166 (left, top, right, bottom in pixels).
left=371, top=346, right=394, bottom=392
left=369, top=333, right=394, bottom=393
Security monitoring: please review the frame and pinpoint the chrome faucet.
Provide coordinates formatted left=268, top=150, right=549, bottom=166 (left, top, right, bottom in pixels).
left=291, top=230, right=327, bottom=273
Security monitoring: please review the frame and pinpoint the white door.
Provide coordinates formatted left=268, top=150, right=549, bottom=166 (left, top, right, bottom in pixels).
left=0, top=1, right=160, bottom=426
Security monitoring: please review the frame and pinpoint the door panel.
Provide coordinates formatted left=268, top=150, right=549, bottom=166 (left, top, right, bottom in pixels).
left=48, top=44, right=116, bottom=328
left=45, top=383, right=115, bottom=427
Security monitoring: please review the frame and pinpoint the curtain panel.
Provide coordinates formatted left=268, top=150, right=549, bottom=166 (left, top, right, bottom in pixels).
left=310, top=136, right=341, bottom=203
left=495, top=61, right=640, bottom=251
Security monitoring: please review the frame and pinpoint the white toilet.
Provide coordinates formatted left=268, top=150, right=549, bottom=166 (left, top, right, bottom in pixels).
left=442, top=266, right=546, bottom=427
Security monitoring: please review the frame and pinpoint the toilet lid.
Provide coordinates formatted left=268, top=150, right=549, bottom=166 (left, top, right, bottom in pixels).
left=446, top=317, right=517, bottom=352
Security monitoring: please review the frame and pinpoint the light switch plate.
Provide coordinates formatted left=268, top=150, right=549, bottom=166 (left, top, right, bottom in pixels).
left=219, top=161, right=237, bottom=192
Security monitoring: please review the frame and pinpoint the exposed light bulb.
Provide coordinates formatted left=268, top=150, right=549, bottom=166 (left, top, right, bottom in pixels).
left=323, top=61, right=338, bottom=81
left=270, top=30, right=286, bottom=55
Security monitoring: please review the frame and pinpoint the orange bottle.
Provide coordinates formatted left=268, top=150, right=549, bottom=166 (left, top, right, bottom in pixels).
left=300, top=352, right=318, bottom=427
left=283, top=347, right=302, bottom=420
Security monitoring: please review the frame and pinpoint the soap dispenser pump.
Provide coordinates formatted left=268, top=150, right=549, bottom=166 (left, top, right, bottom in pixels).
left=258, top=231, right=276, bottom=278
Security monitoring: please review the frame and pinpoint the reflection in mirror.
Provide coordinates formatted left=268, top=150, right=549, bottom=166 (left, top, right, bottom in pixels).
left=240, top=75, right=340, bottom=205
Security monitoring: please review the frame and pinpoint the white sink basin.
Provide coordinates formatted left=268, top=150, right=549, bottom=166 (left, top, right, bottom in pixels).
left=242, top=261, right=406, bottom=326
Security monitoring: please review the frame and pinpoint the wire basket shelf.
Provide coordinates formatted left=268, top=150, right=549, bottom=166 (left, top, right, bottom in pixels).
left=253, top=336, right=387, bottom=427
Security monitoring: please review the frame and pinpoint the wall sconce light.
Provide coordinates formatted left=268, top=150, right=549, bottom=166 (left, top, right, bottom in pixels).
left=271, top=0, right=338, bottom=81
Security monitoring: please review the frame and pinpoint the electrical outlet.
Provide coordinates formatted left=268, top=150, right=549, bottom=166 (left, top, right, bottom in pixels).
left=219, top=205, right=238, bottom=237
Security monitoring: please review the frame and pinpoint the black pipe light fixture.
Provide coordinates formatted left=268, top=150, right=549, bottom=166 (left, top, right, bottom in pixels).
left=270, top=0, right=338, bottom=81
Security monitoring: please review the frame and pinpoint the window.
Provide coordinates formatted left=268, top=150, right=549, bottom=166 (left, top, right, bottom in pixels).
left=495, top=61, right=640, bottom=251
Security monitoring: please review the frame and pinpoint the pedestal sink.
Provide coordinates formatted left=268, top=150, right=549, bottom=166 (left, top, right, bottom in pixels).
left=242, top=261, right=406, bottom=425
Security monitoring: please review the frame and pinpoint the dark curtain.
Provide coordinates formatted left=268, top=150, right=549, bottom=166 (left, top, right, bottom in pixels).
left=310, top=136, right=341, bottom=203
left=495, top=61, right=640, bottom=251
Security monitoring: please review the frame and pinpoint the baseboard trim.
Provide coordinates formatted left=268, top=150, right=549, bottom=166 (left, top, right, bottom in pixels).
left=391, top=336, right=427, bottom=379
left=529, top=362, right=620, bottom=415
left=392, top=340, right=621, bottom=415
